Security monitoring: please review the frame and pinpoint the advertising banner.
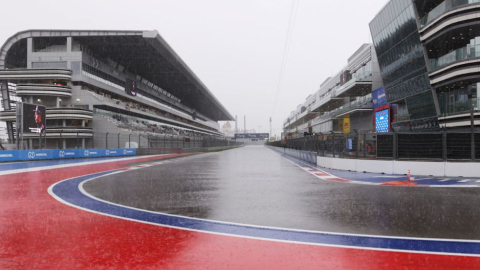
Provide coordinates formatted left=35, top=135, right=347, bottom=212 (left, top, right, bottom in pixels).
left=0, top=148, right=137, bottom=162
left=372, top=87, right=387, bottom=110
left=343, top=116, right=351, bottom=134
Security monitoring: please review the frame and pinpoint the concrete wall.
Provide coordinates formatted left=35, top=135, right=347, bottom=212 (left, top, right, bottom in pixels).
left=316, top=156, right=480, bottom=177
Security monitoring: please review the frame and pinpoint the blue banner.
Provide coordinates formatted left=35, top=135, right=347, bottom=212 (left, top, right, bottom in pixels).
left=0, top=148, right=137, bottom=162
left=372, top=87, right=387, bottom=110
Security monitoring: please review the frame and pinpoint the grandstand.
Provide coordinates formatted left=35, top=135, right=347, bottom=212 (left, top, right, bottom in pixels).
left=0, top=30, right=233, bottom=149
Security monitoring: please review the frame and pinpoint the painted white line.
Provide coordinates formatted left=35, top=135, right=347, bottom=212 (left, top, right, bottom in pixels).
left=0, top=155, right=171, bottom=176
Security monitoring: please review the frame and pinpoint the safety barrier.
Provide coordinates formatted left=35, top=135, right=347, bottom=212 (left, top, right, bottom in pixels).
left=268, top=146, right=317, bottom=165
left=0, top=148, right=136, bottom=162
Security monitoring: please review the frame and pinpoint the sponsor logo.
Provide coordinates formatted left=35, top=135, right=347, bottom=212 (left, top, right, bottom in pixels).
left=59, top=151, right=66, bottom=158
left=28, top=152, right=36, bottom=159
left=123, top=149, right=127, bottom=155
left=0, top=154, right=13, bottom=158
left=106, top=150, right=110, bottom=156
left=84, top=150, right=90, bottom=156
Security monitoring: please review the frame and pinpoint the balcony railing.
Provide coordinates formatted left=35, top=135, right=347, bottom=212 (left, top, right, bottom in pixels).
left=420, top=0, right=480, bottom=28
left=439, top=97, right=480, bottom=115
left=429, top=44, right=480, bottom=71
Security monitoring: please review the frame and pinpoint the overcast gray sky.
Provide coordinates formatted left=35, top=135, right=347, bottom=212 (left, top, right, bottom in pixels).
left=0, top=0, right=388, bottom=138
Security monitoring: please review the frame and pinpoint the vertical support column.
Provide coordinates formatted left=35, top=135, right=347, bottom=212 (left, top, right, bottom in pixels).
left=471, top=106, right=476, bottom=162
left=331, top=132, right=336, bottom=158
left=67, top=37, right=72, bottom=53
left=393, top=131, right=397, bottom=160
left=27, top=38, right=33, bottom=69
left=354, top=130, right=359, bottom=159
left=363, top=134, right=367, bottom=158
left=443, top=129, right=447, bottom=161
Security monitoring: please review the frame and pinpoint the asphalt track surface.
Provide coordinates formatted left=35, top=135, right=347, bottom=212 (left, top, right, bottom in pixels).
left=85, top=146, right=480, bottom=240
left=3, top=147, right=480, bottom=269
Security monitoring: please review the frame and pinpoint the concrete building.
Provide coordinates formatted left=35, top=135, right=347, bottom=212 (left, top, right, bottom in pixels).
left=0, top=30, right=233, bottom=149
left=370, top=0, right=480, bottom=132
left=283, top=44, right=382, bottom=137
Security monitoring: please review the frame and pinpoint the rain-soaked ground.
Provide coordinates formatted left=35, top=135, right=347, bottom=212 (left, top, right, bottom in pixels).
left=84, top=145, right=480, bottom=240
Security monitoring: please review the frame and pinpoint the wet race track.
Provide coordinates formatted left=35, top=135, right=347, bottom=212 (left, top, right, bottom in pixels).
left=3, top=146, right=480, bottom=269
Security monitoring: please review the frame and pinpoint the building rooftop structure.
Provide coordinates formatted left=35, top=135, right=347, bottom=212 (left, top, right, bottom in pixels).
left=0, top=30, right=233, bottom=149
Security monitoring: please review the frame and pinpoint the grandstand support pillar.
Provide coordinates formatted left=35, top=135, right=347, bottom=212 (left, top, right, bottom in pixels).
left=76, top=132, right=79, bottom=149
left=92, top=132, right=95, bottom=149
left=106, top=133, right=109, bottom=149
left=6, top=122, right=14, bottom=143
left=147, top=135, right=150, bottom=149
left=163, top=134, right=166, bottom=148
left=138, top=134, right=141, bottom=149
left=330, top=131, right=336, bottom=158
left=118, top=133, right=120, bottom=149
left=129, top=133, right=132, bottom=148
left=471, top=106, right=476, bottom=162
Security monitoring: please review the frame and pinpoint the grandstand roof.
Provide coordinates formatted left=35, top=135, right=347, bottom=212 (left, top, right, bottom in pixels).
left=0, top=30, right=234, bottom=121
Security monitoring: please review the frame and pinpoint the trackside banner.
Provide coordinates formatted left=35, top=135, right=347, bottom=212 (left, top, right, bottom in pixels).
left=0, top=148, right=137, bottom=162
left=268, top=146, right=317, bottom=165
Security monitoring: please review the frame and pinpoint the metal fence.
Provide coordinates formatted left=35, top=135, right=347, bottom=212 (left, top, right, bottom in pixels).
left=267, top=131, right=480, bottom=161
left=1, top=132, right=242, bottom=150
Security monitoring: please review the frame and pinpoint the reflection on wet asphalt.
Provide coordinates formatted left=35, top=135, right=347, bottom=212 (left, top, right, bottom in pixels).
left=84, top=146, right=480, bottom=240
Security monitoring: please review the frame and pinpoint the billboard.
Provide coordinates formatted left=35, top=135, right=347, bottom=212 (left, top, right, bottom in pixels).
left=234, top=133, right=269, bottom=139
left=372, top=87, right=387, bottom=110
left=125, top=79, right=137, bottom=96
left=22, top=103, right=46, bottom=134
left=343, top=116, right=350, bottom=134
left=375, top=108, right=390, bottom=133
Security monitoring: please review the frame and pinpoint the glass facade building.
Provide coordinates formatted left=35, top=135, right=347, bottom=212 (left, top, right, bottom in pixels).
left=370, top=0, right=439, bottom=132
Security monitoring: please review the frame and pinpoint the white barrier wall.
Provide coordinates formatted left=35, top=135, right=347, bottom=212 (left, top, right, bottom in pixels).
left=317, top=157, right=480, bottom=177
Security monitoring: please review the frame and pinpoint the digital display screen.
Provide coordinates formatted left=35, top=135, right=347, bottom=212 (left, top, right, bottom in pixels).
left=23, top=103, right=46, bottom=133
left=347, top=138, right=353, bottom=150
left=375, top=109, right=390, bottom=133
